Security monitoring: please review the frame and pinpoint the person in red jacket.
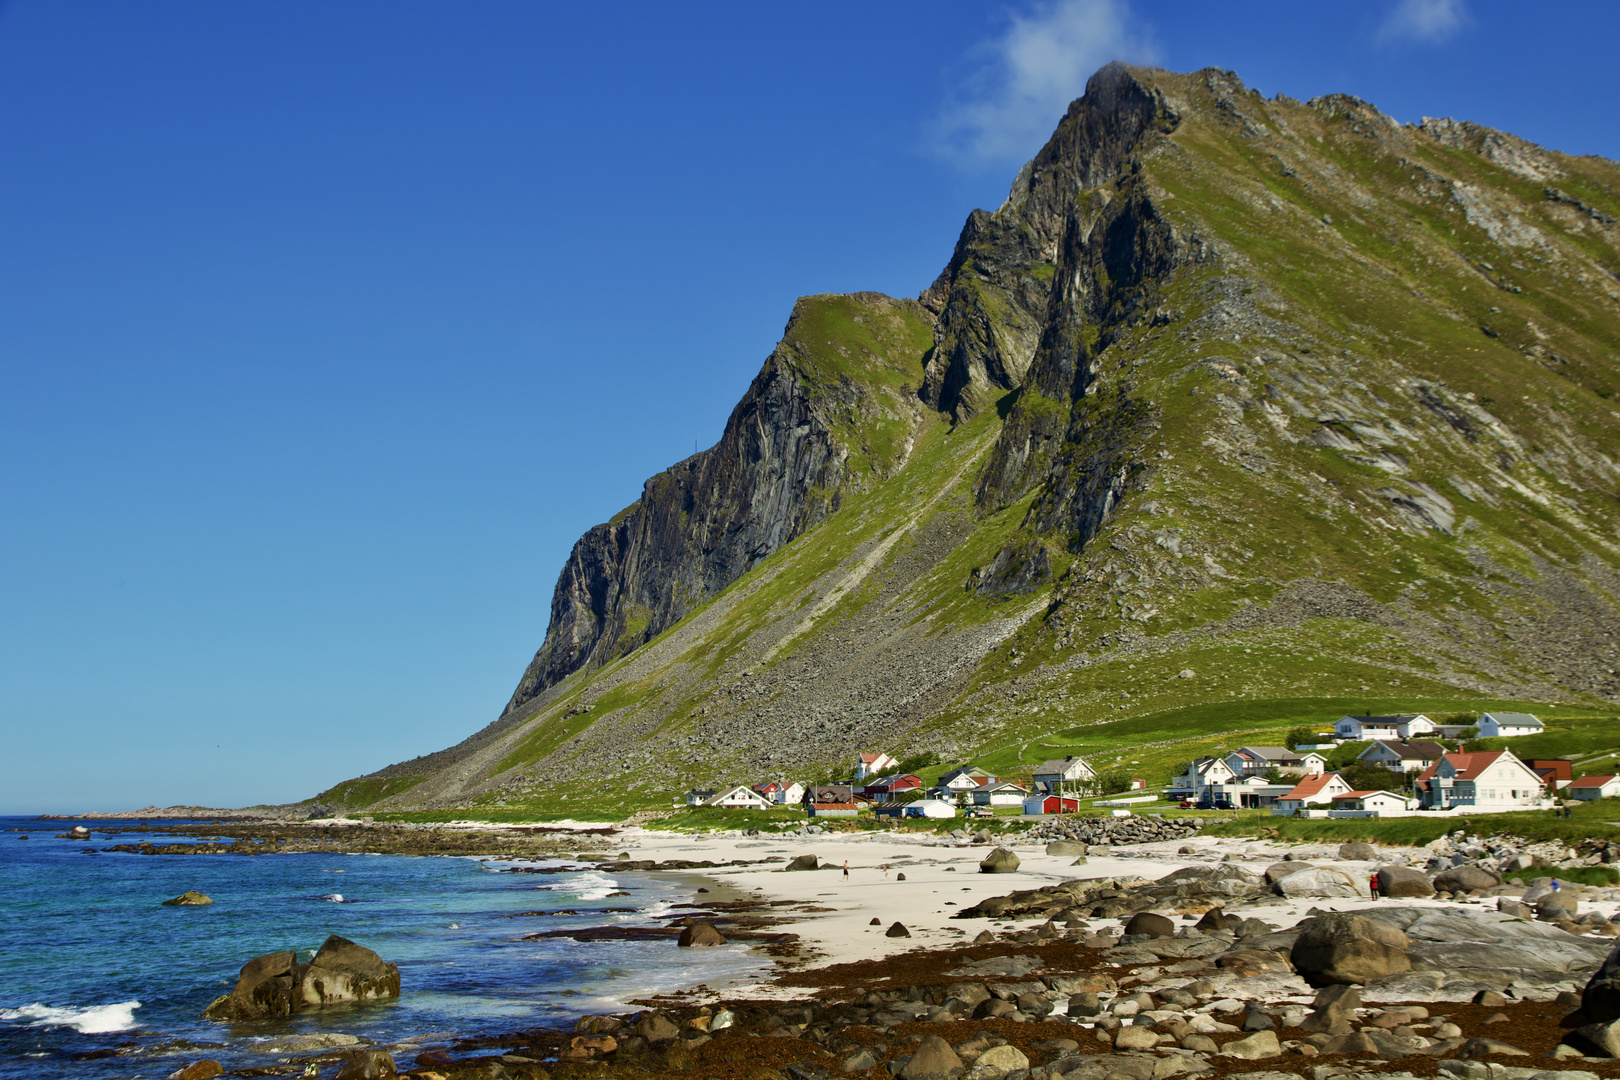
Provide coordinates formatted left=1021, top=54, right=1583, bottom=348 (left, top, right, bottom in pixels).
left=1369, top=872, right=1381, bottom=899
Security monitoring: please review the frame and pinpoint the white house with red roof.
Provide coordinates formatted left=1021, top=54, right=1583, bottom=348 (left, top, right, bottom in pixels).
left=1415, top=749, right=1547, bottom=811
left=1569, top=775, right=1620, bottom=801
left=854, top=752, right=898, bottom=780
left=751, top=780, right=806, bottom=805
left=1274, top=772, right=1354, bottom=815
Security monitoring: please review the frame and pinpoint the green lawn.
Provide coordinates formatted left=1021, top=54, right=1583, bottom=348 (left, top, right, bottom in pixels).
left=1207, top=796, right=1620, bottom=847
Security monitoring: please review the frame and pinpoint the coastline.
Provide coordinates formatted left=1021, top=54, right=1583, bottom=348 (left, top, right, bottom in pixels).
left=27, top=814, right=1620, bottom=1080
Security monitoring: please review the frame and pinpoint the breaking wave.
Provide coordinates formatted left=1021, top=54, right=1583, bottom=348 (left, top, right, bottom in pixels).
left=0, top=1001, right=142, bottom=1034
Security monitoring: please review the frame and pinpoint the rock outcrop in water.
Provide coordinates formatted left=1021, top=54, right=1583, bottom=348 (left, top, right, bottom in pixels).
left=203, top=936, right=399, bottom=1021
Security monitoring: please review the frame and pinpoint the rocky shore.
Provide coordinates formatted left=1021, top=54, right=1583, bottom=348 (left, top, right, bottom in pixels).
left=103, top=818, right=1620, bottom=1080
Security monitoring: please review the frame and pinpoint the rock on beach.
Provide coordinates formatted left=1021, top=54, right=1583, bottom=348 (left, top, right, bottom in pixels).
left=203, top=936, right=399, bottom=1021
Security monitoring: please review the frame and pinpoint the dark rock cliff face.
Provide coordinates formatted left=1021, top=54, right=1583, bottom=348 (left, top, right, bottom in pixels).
left=503, top=294, right=934, bottom=718
left=504, top=349, right=847, bottom=716
left=921, top=62, right=1179, bottom=421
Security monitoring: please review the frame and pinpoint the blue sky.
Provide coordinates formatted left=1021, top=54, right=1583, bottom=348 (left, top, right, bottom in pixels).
left=2, top=0, right=1615, bottom=814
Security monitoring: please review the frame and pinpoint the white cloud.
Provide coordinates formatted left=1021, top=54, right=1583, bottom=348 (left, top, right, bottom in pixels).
left=936, top=0, right=1156, bottom=165
left=1377, top=0, right=1467, bottom=45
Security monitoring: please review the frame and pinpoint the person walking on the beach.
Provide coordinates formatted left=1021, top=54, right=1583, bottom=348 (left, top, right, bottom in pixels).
left=882, top=863, right=890, bottom=878
left=843, top=860, right=849, bottom=881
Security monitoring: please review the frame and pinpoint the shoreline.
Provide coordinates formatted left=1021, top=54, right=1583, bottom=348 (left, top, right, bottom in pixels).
left=24, top=815, right=1620, bottom=1079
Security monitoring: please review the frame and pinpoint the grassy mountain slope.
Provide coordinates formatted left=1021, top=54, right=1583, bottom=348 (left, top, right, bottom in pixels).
left=321, top=65, right=1620, bottom=818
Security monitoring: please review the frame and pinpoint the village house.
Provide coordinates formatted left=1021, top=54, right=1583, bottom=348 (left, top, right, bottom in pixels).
left=1476, top=712, right=1545, bottom=738
left=684, top=788, right=717, bottom=806
left=937, top=765, right=996, bottom=789
left=862, top=773, right=924, bottom=802
left=1024, top=794, right=1081, bottom=816
left=971, top=781, right=1030, bottom=808
left=1218, top=774, right=1296, bottom=810
left=1415, top=749, right=1546, bottom=810
left=751, top=780, right=805, bottom=805
left=808, top=784, right=861, bottom=805
left=1329, top=790, right=1412, bottom=816
left=1569, top=775, right=1620, bottom=800
left=1334, top=714, right=1438, bottom=741
left=854, top=752, right=899, bottom=780
left=1357, top=739, right=1447, bottom=773
left=1532, top=759, right=1574, bottom=790
left=1031, top=756, right=1094, bottom=793
left=699, top=785, right=773, bottom=810
left=1274, top=772, right=1354, bottom=815
left=1224, top=746, right=1326, bottom=778
left=1169, top=756, right=1237, bottom=800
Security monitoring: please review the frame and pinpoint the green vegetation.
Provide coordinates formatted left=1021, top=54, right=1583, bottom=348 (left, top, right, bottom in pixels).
left=315, top=775, right=424, bottom=808
left=1504, top=865, right=1619, bottom=888
left=1207, top=795, right=1620, bottom=847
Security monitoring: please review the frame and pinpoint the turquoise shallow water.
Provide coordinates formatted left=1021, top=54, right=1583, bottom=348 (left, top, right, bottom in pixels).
left=0, top=817, right=766, bottom=1078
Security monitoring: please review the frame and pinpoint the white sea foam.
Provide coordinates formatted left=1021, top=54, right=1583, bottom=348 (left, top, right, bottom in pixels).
left=534, top=871, right=620, bottom=901
left=0, top=1000, right=142, bottom=1033
left=319, top=893, right=345, bottom=902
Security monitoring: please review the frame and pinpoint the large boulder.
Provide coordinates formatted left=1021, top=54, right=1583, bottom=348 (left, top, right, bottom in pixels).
left=1298, top=984, right=1361, bottom=1034
left=203, top=950, right=300, bottom=1021
left=677, top=920, right=726, bottom=947
left=1291, top=912, right=1411, bottom=985
left=980, top=847, right=1020, bottom=873
left=1218, top=1030, right=1281, bottom=1059
left=1339, top=842, right=1379, bottom=861
left=1046, top=840, right=1088, bottom=857
left=334, top=1051, right=396, bottom=1080
left=299, top=936, right=400, bottom=1008
left=1376, top=867, right=1435, bottom=898
left=785, top=854, right=819, bottom=871
left=1274, top=866, right=1369, bottom=899
left=1124, top=912, right=1175, bottom=939
left=901, top=1035, right=963, bottom=1080
left=1264, top=862, right=1311, bottom=885
left=1433, top=865, right=1501, bottom=893
left=1577, top=939, right=1620, bottom=1026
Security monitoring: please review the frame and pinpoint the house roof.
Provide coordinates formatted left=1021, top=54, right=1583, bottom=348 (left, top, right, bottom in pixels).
left=858, top=752, right=892, bottom=763
left=1281, top=773, right=1344, bottom=800
left=1343, top=713, right=1426, bottom=724
left=981, top=782, right=1029, bottom=793
left=1360, top=739, right=1447, bottom=760
left=1571, top=775, right=1618, bottom=788
left=1333, top=790, right=1403, bottom=800
left=1033, top=756, right=1090, bottom=774
left=1417, top=750, right=1539, bottom=783
left=1481, top=711, right=1544, bottom=728
left=1234, top=746, right=1296, bottom=761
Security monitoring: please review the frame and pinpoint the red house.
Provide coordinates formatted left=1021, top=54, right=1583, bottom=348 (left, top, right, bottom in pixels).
left=1024, top=794, right=1081, bottom=815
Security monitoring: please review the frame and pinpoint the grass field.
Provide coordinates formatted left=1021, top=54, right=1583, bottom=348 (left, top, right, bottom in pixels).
left=1206, top=795, right=1620, bottom=847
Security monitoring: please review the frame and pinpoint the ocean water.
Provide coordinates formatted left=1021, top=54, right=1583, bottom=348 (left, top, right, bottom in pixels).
left=0, top=817, right=767, bottom=1078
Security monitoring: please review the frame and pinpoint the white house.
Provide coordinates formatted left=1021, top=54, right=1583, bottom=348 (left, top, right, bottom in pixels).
left=1335, top=714, right=1437, bottom=741
left=684, top=788, right=717, bottom=806
left=971, top=781, right=1029, bottom=808
left=902, top=799, right=957, bottom=818
left=1032, top=756, right=1094, bottom=792
left=702, top=785, right=773, bottom=810
left=1329, top=790, right=1411, bottom=816
left=1569, top=775, right=1620, bottom=801
left=1476, top=712, right=1545, bottom=738
left=854, top=752, right=898, bottom=780
left=1416, top=749, right=1546, bottom=810
left=1169, top=757, right=1237, bottom=799
left=1225, top=746, right=1327, bottom=777
left=1357, top=739, right=1447, bottom=773
left=1275, top=772, right=1354, bottom=815
left=751, top=780, right=805, bottom=805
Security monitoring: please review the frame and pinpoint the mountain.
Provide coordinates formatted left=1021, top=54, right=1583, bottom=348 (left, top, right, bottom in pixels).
left=317, top=64, right=1620, bottom=816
